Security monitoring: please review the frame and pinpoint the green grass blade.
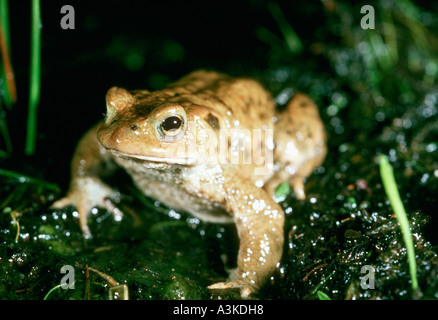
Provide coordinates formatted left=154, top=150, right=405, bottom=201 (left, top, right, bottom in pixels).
left=317, top=290, right=332, bottom=300
left=274, top=182, right=290, bottom=202
left=43, top=283, right=64, bottom=300
left=268, top=2, right=303, bottom=54
left=379, top=155, right=418, bottom=290
left=43, top=280, right=75, bottom=300
left=0, top=168, right=59, bottom=192
left=0, top=104, right=13, bottom=153
left=25, top=0, right=42, bottom=155
left=0, top=0, right=16, bottom=109
left=0, top=0, right=10, bottom=48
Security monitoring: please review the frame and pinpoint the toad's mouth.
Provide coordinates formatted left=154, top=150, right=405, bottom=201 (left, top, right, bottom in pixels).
left=108, top=149, right=197, bottom=165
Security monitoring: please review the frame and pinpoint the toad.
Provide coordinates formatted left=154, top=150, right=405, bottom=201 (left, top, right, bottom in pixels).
left=52, top=70, right=327, bottom=298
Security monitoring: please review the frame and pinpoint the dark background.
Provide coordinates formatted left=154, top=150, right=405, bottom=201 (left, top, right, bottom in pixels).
left=5, top=0, right=332, bottom=181
left=6, top=0, right=436, bottom=156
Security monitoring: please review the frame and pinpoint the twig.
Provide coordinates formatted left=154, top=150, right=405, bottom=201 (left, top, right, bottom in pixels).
left=303, top=263, right=329, bottom=282
left=87, top=266, right=120, bottom=287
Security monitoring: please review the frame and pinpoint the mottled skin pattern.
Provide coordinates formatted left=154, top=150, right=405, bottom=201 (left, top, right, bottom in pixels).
left=53, top=70, right=327, bottom=298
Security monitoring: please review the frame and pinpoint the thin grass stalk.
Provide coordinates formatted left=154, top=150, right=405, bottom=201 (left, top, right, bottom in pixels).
left=0, top=0, right=16, bottom=108
left=0, top=101, right=12, bottom=153
left=25, top=0, right=41, bottom=155
left=0, top=0, right=10, bottom=46
left=0, top=168, right=59, bottom=192
left=268, top=2, right=303, bottom=54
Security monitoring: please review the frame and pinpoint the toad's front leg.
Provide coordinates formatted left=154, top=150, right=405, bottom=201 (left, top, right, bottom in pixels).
left=208, top=172, right=285, bottom=298
left=51, top=123, right=121, bottom=238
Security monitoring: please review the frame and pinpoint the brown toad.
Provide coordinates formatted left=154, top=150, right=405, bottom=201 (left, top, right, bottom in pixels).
left=53, top=70, right=327, bottom=298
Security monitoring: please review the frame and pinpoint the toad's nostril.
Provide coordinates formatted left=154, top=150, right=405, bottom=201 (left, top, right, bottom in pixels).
left=130, top=124, right=139, bottom=131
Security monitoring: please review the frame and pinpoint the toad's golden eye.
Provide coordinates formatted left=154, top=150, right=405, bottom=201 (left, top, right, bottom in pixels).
left=159, top=115, right=184, bottom=139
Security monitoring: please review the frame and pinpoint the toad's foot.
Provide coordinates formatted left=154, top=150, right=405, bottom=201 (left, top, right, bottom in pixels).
left=51, top=177, right=122, bottom=238
left=289, top=176, right=306, bottom=200
left=208, top=279, right=258, bottom=299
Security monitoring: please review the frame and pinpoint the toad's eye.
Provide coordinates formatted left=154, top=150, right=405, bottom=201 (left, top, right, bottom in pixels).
left=159, top=115, right=184, bottom=140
